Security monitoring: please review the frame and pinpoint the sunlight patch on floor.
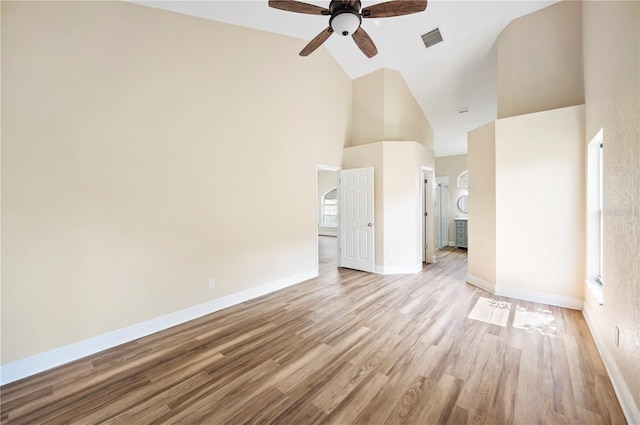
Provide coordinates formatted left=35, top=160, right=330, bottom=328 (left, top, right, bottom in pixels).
left=467, top=297, right=511, bottom=327
left=467, top=297, right=557, bottom=337
left=513, top=306, right=557, bottom=337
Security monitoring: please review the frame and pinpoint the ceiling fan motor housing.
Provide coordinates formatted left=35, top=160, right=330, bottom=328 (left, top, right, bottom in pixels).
left=329, top=0, right=362, bottom=36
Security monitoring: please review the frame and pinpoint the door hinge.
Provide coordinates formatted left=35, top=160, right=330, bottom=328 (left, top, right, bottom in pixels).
left=424, top=212, right=428, bottom=217
left=424, top=179, right=428, bottom=184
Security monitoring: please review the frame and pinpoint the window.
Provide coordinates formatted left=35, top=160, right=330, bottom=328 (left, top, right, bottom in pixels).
left=598, top=141, right=603, bottom=283
left=456, top=170, right=468, bottom=188
left=586, top=129, right=604, bottom=303
left=322, top=188, right=338, bottom=228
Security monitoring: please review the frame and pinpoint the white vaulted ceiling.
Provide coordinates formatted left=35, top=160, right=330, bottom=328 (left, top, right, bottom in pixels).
left=134, top=0, right=557, bottom=157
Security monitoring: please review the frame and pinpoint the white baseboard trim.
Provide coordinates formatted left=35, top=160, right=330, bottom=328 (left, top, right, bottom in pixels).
left=583, top=302, right=640, bottom=425
left=496, top=285, right=583, bottom=310
left=0, top=269, right=318, bottom=386
left=374, top=264, right=422, bottom=275
left=449, top=240, right=455, bottom=247
left=466, top=274, right=496, bottom=293
left=466, top=275, right=583, bottom=310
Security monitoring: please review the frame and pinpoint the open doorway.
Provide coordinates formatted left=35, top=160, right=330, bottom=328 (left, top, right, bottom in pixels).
left=421, top=167, right=436, bottom=263
left=316, top=164, right=340, bottom=274
left=434, top=176, right=450, bottom=250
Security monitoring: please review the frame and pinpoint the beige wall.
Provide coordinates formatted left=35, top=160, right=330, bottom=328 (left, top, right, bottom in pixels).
left=387, top=70, right=434, bottom=149
left=582, top=0, right=640, bottom=414
left=382, top=142, right=432, bottom=270
left=497, top=1, right=584, bottom=119
left=351, top=69, right=433, bottom=149
left=467, top=122, right=496, bottom=286
left=1, top=1, right=352, bottom=363
left=495, top=105, right=585, bottom=301
left=435, top=154, right=468, bottom=243
left=351, top=70, right=385, bottom=148
left=468, top=106, right=585, bottom=304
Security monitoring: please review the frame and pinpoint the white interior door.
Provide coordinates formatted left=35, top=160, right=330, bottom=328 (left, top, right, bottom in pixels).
left=339, top=167, right=374, bottom=272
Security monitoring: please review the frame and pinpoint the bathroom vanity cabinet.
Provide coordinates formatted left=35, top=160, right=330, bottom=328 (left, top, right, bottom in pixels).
left=454, top=218, right=468, bottom=248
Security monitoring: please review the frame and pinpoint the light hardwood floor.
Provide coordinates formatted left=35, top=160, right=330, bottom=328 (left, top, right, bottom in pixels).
left=1, top=237, right=626, bottom=424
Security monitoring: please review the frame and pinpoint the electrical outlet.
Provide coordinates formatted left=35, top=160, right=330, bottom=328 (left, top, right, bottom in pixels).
left=615, top=326, right=620, bottom=347
left=209, top=278, right=216, bottom=289
left=530, top=271, right=538, bottom=280
left=386, top=251, right=393, bottom=259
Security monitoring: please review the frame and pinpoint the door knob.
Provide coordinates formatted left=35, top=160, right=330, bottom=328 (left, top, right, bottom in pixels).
left=368, top=223, right=373, bottom=227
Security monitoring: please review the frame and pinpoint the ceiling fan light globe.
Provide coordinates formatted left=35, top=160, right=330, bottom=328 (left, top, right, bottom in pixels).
left=330, top=12, right=361, bottom=37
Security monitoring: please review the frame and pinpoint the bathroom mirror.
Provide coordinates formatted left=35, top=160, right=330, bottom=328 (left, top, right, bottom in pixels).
left=457, top=194, right=468, bottom=214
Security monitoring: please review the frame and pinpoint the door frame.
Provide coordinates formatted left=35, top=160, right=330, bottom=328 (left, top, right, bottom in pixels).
left=337, top=167, right=375, bottom=272
left=421, top=166, right=436, bottom=263
left=434, top=176, right=450, bottom=250
left=316, top=163, right=341, bottom=273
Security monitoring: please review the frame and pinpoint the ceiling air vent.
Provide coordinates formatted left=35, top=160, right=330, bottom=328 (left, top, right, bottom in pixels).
left=421, top=28, right=443, bottom=49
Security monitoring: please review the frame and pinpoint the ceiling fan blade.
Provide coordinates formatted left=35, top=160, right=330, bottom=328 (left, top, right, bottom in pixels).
left=268, top=0, right=330, bottom=15
left=362, top=0, right=427, bottom=18
left=352, top=27, right=378, bottom=58
left=300, top=27, right=334, bottom=56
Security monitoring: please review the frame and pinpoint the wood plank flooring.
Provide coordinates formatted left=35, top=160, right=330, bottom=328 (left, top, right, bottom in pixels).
left=1, top=237, right=626, bottom=424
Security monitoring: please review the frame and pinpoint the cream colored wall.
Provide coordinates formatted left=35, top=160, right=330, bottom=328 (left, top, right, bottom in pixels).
left=383, top=70, right=401, bottom=142
left=385, top=70, right=433, bottom=149
left=467, top=123, right=496, bottom=285
left=435, top=154, right=468, bottom=243
left=351, top=70, right=385, bottom=147
left=382, top=142, right=432, bottom=269
left=468, top=105, right=585, bottom=304
left=495, top=105, right=585, bottom=301
left=317, top=170, right=338, bottom=235
left=497, top=1, right=584, bottom=119
left=1, top=1, right=352, bottom=364
left=482, top=0, right=586, bottom=304
left=350, top=69, right=433, bottom=149
left=582, top=0, right=640, bottom=413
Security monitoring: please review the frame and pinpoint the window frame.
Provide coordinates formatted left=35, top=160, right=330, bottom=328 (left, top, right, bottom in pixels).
left=321, top=188, right=338, bottom=228
left=586, top=129, right=604, bottom=303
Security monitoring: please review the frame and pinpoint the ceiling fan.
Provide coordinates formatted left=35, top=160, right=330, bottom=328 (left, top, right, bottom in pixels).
left=268, top=0, right=428, bottom=58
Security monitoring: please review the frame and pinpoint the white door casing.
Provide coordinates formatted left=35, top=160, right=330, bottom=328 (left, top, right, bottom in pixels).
left=424, top=173, right=429, bottom=261
left=422, top=167, right=435, bottom=264
left=339, top=167, right=374, bottom=272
